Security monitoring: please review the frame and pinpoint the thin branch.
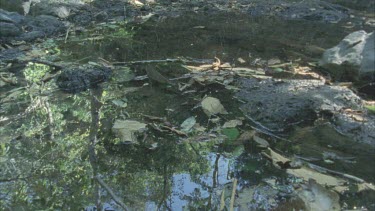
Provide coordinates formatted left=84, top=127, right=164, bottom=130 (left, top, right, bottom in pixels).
left=251, top=126, right=291, bottom=142
left=160, top=125, right=188, bottom=137
left=307, top=163, right=365, bottom=183
left=229, top=178, right=237, bottom=211
left=95, top=176, right=129, bottom=211
left=111, top=57, right=215, bottom=66
left=64, top=25, right=73, bottom=43
left=22, top=59, right=65, bottom=70
left=220, top=188, right=225, bottom=211
left=112, top=58, right=181, bottom=65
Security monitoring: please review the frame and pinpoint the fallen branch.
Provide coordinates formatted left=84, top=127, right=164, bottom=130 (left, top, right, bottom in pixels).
left=95, top=176, right=130, bottom=211
left=0, top=74, right=17, bottom=85
left=64, top=25, right=73, bottom=43
left=112, top=57, right=215, bottom=66
left=220, top=188, right=225, bottom=211
left=112, top=58, right=182, bottom=65
left=141, top=114, right=166, bottom=122
left=251, top=126, right=291, bottom=142
left=22, top=59, right=65, bottom=70
left=161, top=125, right=188, bottom=137
left=229, top=178, right=237, bottom=211
left=242, top=112, right=284, bottom=133
left=307, top=163, right=365, bottom=183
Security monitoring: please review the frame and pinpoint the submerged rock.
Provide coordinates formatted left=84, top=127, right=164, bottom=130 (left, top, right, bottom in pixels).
left=24, top=15, right=66, bottom=36
left=0, top=9, right=66, bottom=43
left=320, top=30, right=375, bottom=80
left=0, top=9, right=24, bottom=39
left=236, top=78, right=375, bottom=145
left=0, top=22, right=22, bottom=37
left=56, top=65, right=112, bottom=93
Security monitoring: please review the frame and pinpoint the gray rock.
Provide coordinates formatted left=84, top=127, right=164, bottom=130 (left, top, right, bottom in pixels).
left=0, top=9, right=25, bottom=24
left=25, top=15, right=66, bottom=36
left=54, top=6, right=71, bottom=19
left=94, top=11, right=108, bottom=22
left=320, top=30, right=375, bottom=78
left=0, top=48, right=24, bottom=62
left=17, top=31, right=45, bottom=41
left=56, top=65, right=112, bottom=93
left=0, top=0, right=26, bottom=14
left=236, top=78, right=375, bottom=145
left=0, top=22, right=22, bottom=37
left=0, top=11, right=15, bottom=23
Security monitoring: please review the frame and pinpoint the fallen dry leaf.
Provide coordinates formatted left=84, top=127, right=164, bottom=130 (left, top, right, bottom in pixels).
left=201, top=97, right=228, bottom=117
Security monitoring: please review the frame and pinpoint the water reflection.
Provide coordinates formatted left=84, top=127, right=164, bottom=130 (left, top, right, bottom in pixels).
left=1, top=12, right=374, bottom=210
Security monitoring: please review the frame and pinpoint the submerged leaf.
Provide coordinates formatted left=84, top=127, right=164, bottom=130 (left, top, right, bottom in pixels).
left=263, top=148, right=291, bottom=169
left=201, top=97, right=228, bottom=117
left=180, top=116, right=196, bottom=133
left=112, top=99, right=127, bottom=108
left=222, top=128, right=240, bottom=141
left=112, top=120, right=147, bottom=144
left=223, top=119, right=243, bottom=128
left=253, top=135, right=269, bottom=148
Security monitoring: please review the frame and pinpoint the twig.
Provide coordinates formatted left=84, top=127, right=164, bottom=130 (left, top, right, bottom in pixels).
left=294, top=155, right=320, bottom=162
left=64, top=25, right=73, bottom=43
left=242, top=112, right=284, bottom=133
left=251, top=126, right=291, bottom=142
left=0, top=74, right=17, bottom=85
left=87, top=88, right=130, bottom=211
left=112, top=57, right=215, bottom=66
left=161, top=125, right=188, bottom=137
left=229, top=178, right=237, bottom=211
left=95, top=176, right=129, bottom=211
left=23, top=59, right=65, bottom=70
left=75, top=56, right=92, bottom=63
left=141, top=114, right=165, bottom=122
left=112, top=58, right=181, bottom=65
left=220, top=188, right=225, bottom=211
left=307, top=163, right=365, bottom=183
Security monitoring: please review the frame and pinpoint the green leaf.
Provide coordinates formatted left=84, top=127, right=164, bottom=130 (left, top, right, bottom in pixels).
left=221, top=128, right=240, bottom=141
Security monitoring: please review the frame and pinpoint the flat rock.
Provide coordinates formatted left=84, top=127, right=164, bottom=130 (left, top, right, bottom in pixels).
left=0, top=22, right=22, bottom=37
left=320, top=30, right=375, bottom=79
left=235, top=78, right=375, bottom=145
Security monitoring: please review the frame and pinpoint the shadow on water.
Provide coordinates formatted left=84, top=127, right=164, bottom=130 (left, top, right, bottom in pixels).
left=1, top=12, right=374, bottom=210
left=60, top=12, right=351, bottom=64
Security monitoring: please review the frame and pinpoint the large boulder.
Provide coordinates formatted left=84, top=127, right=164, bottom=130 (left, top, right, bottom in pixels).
left=1, top=9, right=65, bottom=42
left=319, top=30, right=375, bottom=80
left=0, top=8, right=25, bottom=24
left=0, top=9, right=24, bottom=38
left=56, top=65, right=112, bottom=93
left=24, top=15, right=66, bottom=36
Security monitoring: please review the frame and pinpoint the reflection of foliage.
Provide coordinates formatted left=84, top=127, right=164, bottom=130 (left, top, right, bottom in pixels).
left=23, top=63, right=51, bottom=83
left=88, top=22, right=134, bottom=40
left=41, top=39, right=61, bottom=56
left=0, top=134, right=93, bottom=210
left=221, top=128, right=240, bottom=141
left=111, top=28, right=134, bottom=38
left=0, top=79, right=214, bottom=210
left=365, top=105, right=375, bottom=114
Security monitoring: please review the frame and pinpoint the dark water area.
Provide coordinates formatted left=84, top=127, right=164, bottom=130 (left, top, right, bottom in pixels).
left=61, top=12, right=354, bottom=64
left=1, top=12, right=375, bottom=210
